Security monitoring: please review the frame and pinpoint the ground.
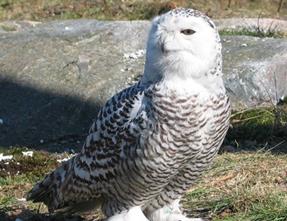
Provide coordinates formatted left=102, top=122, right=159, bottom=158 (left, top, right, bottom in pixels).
left=0, top=149, right=286, bottom=221
left=0, top=107, right=287, bottom=221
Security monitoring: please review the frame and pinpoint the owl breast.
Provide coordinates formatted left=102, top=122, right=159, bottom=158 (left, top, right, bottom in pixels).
left=146, top=87, right=230, bottom=169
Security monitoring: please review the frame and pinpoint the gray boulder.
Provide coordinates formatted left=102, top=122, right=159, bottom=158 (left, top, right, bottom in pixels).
left=222, top=35, right=287, bottom=108
left=0, top=20, right=149, bottom=150
left=0, top=20, right=286, bottom=150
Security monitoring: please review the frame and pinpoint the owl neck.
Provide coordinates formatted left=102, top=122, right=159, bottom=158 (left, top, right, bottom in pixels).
left=142, top=54, right=225, bottom=95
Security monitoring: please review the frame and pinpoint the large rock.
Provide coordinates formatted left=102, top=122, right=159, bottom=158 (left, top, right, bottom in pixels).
left=0, top=20, right=149, bottom=150
left=222, top=35, right=287, bottom=108
left=0, top=20, right=286, bottom=150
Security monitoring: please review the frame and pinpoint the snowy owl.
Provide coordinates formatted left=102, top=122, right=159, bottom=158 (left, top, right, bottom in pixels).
left=27, top=8, right=230, bottom=221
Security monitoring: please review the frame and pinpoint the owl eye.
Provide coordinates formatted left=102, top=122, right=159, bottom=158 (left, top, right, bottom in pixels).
left=180, top=29, right=196, bottom=35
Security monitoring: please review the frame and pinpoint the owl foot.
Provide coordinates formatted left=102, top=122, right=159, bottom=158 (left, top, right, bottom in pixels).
left=107, top=206, right=149, bottom=221
left=149, top=210, right=205, bottom=221
left=165, top=214, right=205, bottom=221
left=147, top=199, right=205, bottom=221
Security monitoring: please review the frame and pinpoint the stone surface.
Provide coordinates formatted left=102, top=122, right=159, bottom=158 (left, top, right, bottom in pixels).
left=222, top=35, right=287, bottom=108
left=0, top=19, right=286, bottom=150
left=215, top=18, right=287, bottom=35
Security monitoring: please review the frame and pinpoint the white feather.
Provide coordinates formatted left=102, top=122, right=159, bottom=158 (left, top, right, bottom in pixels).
left=107, top=206, right=149, bottom=221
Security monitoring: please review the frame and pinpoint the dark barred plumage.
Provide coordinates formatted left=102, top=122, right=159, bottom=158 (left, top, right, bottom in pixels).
left=27, top=82, right=230, bottom=216
left=27, top=7, right=230, bottom=221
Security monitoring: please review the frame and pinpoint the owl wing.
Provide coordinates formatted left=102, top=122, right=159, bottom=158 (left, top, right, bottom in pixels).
left=27, top=82, right=150, bottom=212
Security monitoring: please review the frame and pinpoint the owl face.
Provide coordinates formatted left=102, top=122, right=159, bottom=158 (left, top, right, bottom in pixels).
left=144, top=8, right=221, bottom=81
left=156, top=13, right=217, bottom=54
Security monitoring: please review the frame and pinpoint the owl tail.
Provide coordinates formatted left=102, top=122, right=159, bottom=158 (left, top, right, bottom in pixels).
left=26, top=157, right=76, bottom=212
left=27, top=156, right=102, bottom=214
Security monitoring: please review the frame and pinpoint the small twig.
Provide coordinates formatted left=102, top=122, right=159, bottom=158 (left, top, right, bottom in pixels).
left=228, top=0, right=232, bottom=8
left=234, top=140, right=239, bottom=148
left=256, top=142, right=270, bottom=154
left=231, top=115, right=263, bottom=124
left=267, top=21, right=279, bottom=37
left=256, top=13, right=262, bottom=36
left=231, top=108, right=274, bottom=125
left=277, top=0, right=284, bottom=12
left=37, top=203, right=42, bottom=213
left=230, top=109, right=252, bottom=118
left=268, top=140, right=286, bottom=152
left=258, top=77, right=277, bottom=109
left=231, top=108, right=274, bottom=119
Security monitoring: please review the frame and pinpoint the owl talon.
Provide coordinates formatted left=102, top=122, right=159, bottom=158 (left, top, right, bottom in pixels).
left=166, top=214, right=205, bottom=221
left=107, top=206, right=149, bottom=221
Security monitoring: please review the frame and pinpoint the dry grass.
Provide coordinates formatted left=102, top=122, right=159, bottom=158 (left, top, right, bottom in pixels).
left=0, top=0, right=286, bottom=21
left=0, top=106, right=286, bottom=219
left=0, top=148, right=286, bottom=220
left=184, top=151, right=287, bottom=220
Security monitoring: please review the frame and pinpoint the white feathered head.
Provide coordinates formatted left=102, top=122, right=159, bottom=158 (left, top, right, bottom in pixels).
left=143, top=8, right=222, bottom=84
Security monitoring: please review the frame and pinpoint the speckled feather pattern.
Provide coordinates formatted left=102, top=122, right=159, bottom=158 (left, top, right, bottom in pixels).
left=27, top=7, right=231, bottom=219
left=169, top=8, right=216, bottom=29
left=27, top=81, right=230, bottom=216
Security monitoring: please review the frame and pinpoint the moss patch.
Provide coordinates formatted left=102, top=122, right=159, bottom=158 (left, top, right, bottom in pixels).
left=226, top=105, right=287, bottom=152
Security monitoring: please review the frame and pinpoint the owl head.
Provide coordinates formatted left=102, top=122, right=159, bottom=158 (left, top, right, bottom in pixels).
left=143, top=8, right=222, bottom=84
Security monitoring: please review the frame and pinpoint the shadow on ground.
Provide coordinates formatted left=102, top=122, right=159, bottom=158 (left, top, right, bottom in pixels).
left=0, top=77, right=286, bottom=153
left=0, top=208, right=97, bottom=221
left=225, top=113, right=287, bottom=153
left=0, top=78, right=101, bottom=153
